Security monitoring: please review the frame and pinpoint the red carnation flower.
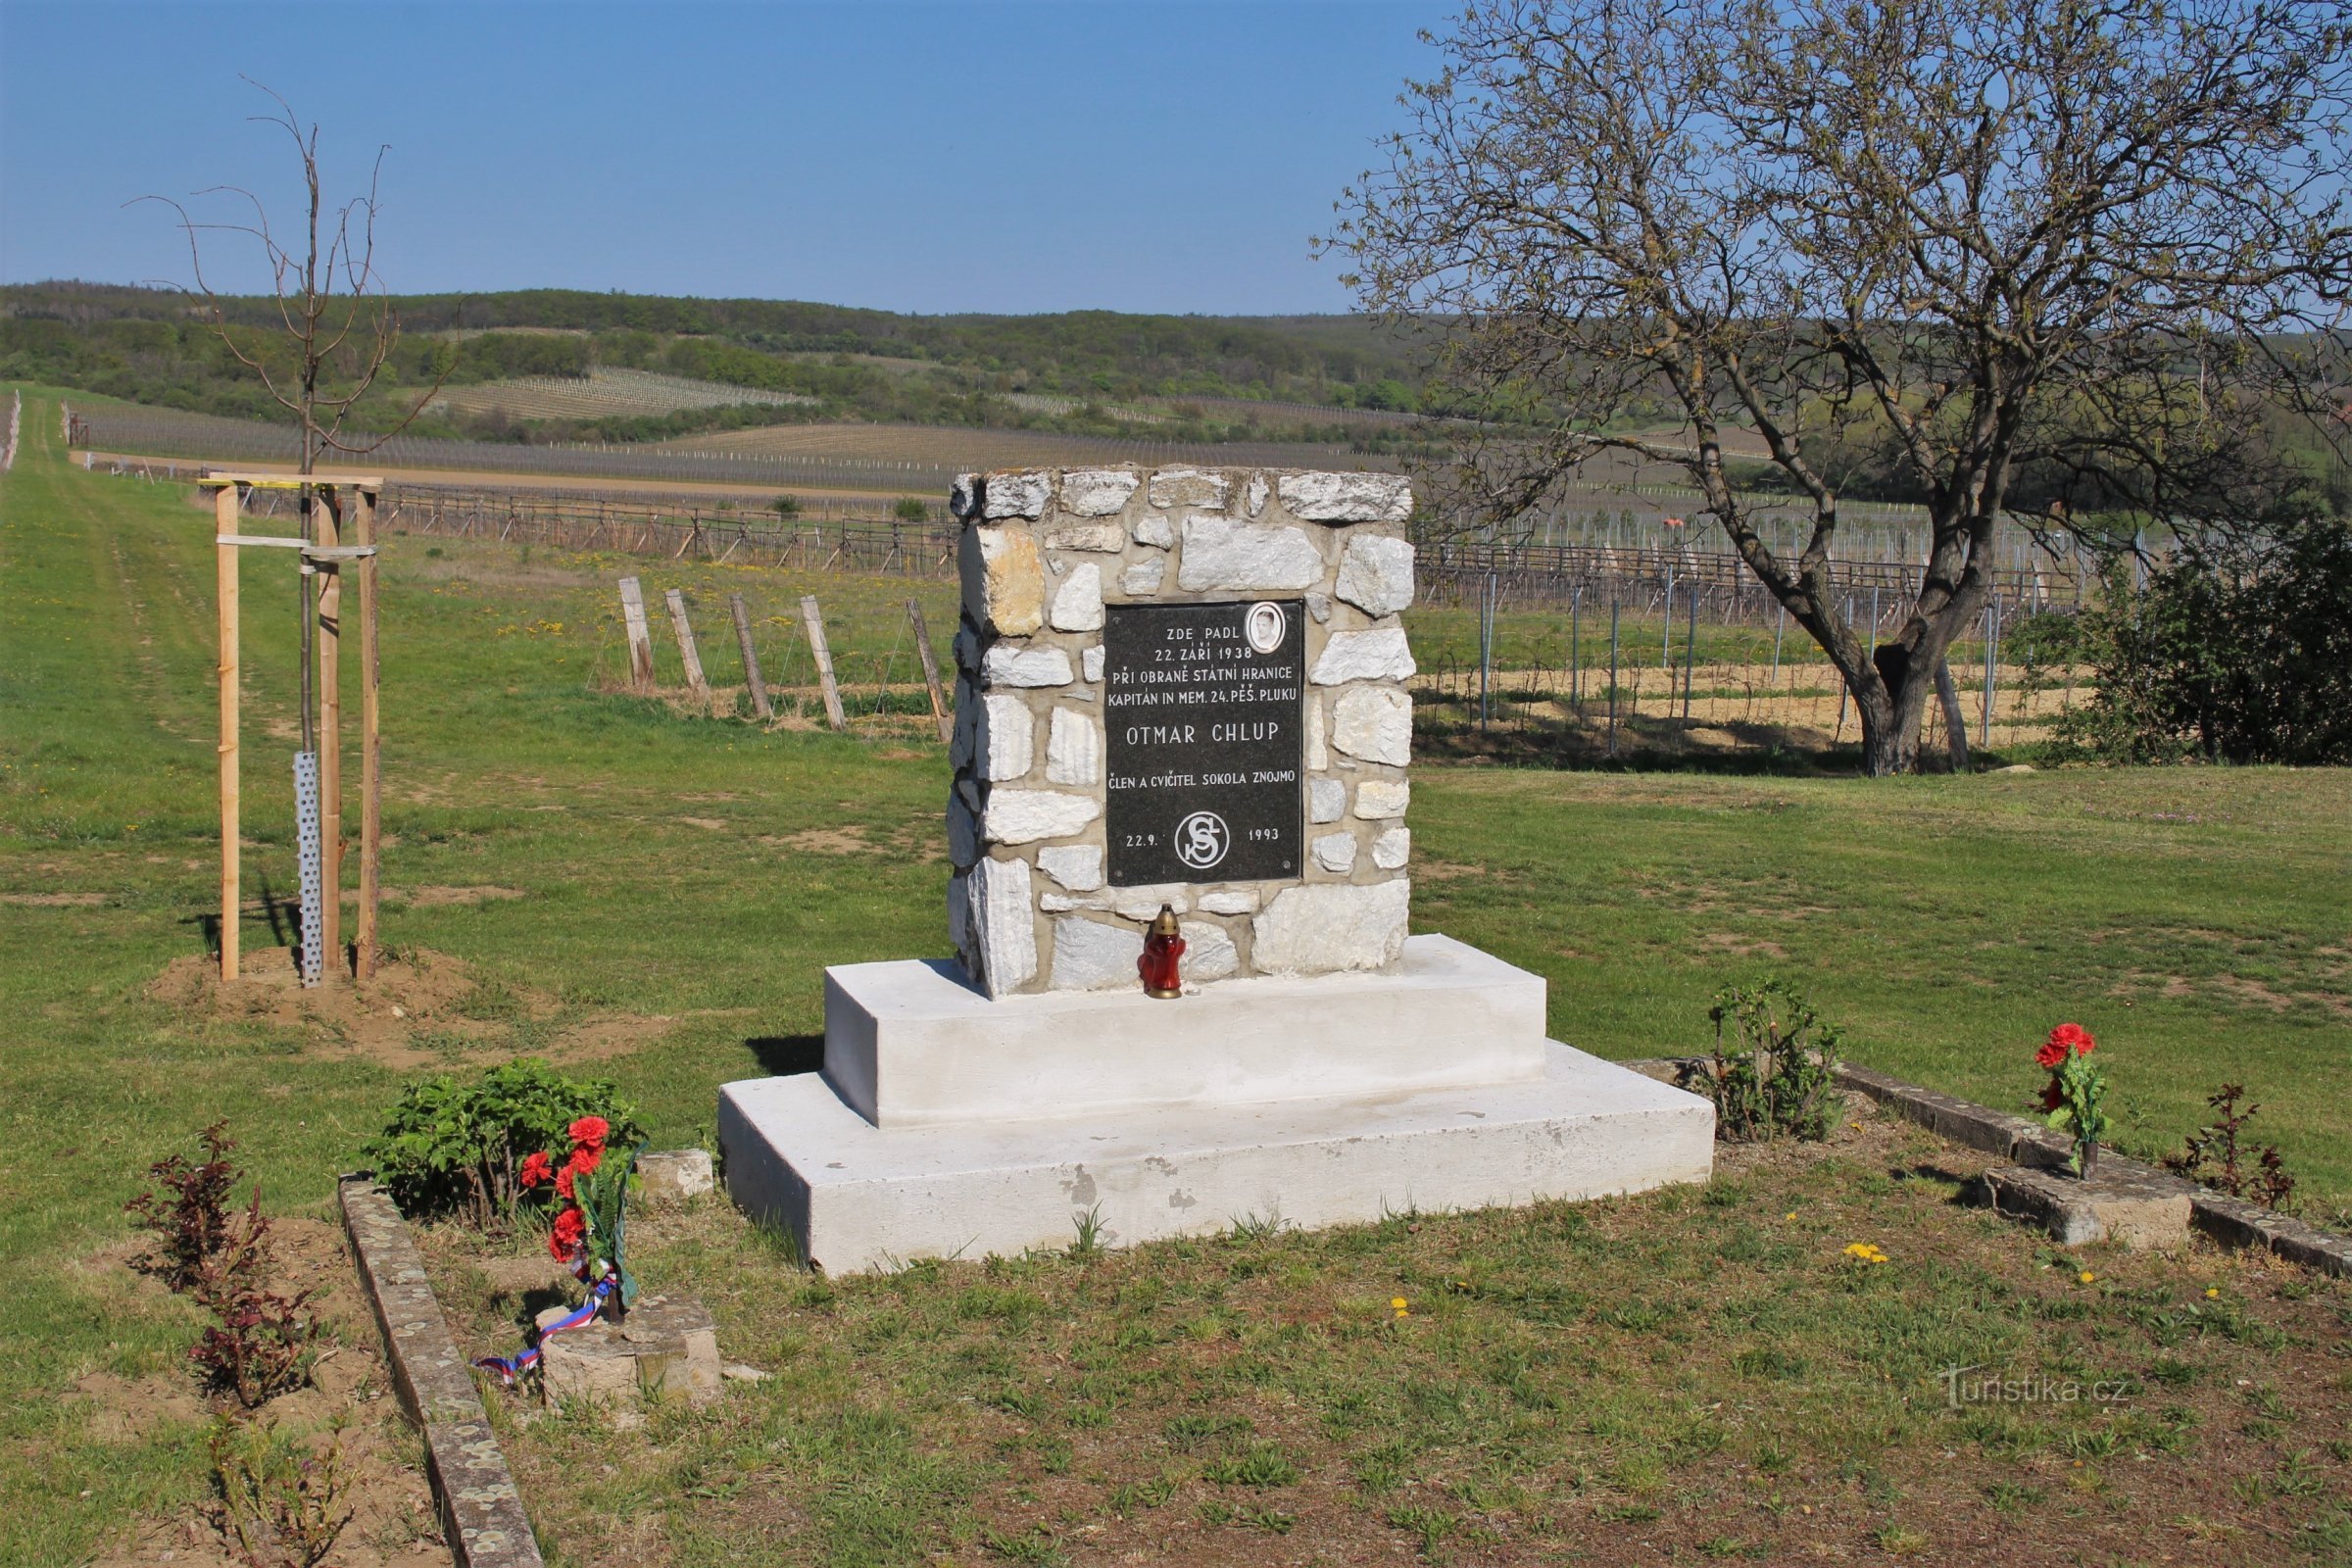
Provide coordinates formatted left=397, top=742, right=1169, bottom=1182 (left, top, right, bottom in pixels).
left=547, top=1206, right=586, bottom=1261
left=2036, top=1038, right=2069, bottom=1070
left=2049, top=1022, right=2094, bottom=1057
left=518, top=1151, right=555, bottom=1189
left=554, top=1145, right=602, bottom=1200
left=567, top=1115, right=611, bottom=1152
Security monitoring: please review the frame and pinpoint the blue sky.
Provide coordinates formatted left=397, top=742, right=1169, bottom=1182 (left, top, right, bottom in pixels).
left=0, top=1, right=1450, bottom=315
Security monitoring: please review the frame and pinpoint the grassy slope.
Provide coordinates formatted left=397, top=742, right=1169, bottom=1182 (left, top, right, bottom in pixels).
left=2, top=385, right=2347, bottom=1560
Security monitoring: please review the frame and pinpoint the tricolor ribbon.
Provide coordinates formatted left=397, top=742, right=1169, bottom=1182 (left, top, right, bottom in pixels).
left=473, top=1268, right=615, bottom=1388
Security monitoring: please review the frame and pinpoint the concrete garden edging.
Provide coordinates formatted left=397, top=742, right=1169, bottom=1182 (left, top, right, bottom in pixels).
left=339, top=1177, right=545, bottom=1568
left=1622, top=1057, right=2350, bottom=1278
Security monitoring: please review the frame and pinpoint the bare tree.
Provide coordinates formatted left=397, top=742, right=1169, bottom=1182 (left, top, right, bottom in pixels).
left=138, top=78, right=445, bottom=476
left=1330, top=0, right=2352, bottom=773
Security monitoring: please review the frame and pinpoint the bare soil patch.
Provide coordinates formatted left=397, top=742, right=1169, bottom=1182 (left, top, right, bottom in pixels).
left=0, top=890, right=106, bottom=906
left=765, top=826, right=872, bottom=855
left=386, top=884, right=526, bottom=908
left=145, top=946, right=670, bottom=1069
left=78, top=1215, right=449, bottom=1568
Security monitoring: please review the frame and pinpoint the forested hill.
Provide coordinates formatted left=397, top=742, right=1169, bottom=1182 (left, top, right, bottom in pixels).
left=0, top=281, right=1442, bottom=437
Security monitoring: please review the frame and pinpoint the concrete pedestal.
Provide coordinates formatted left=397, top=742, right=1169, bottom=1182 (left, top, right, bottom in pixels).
left=720, top=937, right=1713, bottom=1272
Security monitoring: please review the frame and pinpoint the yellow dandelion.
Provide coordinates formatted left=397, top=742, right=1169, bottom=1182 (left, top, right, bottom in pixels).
left=1390, top=1297, right=1408, bottom=1311
left=2205, top=1286, right=2220, bottom=1299
left=1785, top=1212, right=1797, bottom=1221
left=1841, top=1242, right=1889, bottom=1264
left=2079, top=1270, right=2097, bottom=1285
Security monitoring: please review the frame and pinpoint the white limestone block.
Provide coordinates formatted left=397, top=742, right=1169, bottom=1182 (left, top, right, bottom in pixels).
left=983, top=469, right=1053, bottom=519
left=1354, top=779, right=1410, bottom=819
left=1051, top=917, right=1146, bottom=992
left=951, top=472, right=982, bottom=518
left=1178, top=515, right=1323, bottom=593
left=1309, top=628, right=1415, bottom=685
left=1132, top=514, right=1175, bottom=548
left=1046, top=707, right=1102, bottom=786
left=1305, top=591, right=1332, bottom=624
left=1196, top=888, right=1261, bottom=915
left=1312, top=830, right=1357, bottom=873
left=1083, top=645, right=1105, bottom=682
left=1040, top=892, right=1086, bottom=912
left=1119, top=559, right=1165, bottom=595
left=983, top=645, right=1074, bottom=688
left=959, top=526, right=1044, bottom=636
left=978, top=694, right=1035, bottom=781
left=1149, top=468, right=1228, bottom=509
left=1061, top=468, right=1140, bottom=516
left=1043, top=521, right=1126, bottom=553
left=1278, top=470, right=1413, bottom=523
left=1246, top=473, right=1269, bottom=516
left=1036, top=843, right=1103, bottom=892
left=1106, top=883, right=1191, bottom=920
left=967, top=857, right=1036, bottom=995
left=1334, top=534, right=1416, bottom=616
left=1049, top=563, right=1104, bottom=631
left=1372, top=827, right=1411, bottom=870
left=1304, top=696, right=1329, bottom=769
left=983, top=790, right=1101, bottom=844
left=1180, top=920, right=1239, bottom=981
left=1331, top=685, right=1413, bottom=765
left=1251, top=878, right=1410, bottom=975
left=1308, top=776, right=1346, bottom=823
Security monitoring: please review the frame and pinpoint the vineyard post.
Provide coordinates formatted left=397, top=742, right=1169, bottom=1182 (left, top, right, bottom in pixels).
left=617, top=576, right=657, bottom=690
left=1607, top=595, right=1620, bottom=760
left=801, top=595, right=848, bottom=731
left=906, top=599, right=953, bottom=743
left=731, top=593, right=773, bottom=720
left=665, top=588, right=710, bottom=703
left=1680, top=580, right=1697, bottom=721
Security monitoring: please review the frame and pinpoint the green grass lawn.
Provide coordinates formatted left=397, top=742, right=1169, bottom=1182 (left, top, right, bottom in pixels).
left=3, top=384, right=2347, bottom=1563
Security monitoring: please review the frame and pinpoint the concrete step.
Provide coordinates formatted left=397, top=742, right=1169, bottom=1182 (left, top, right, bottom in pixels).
left=720, top=1041, right=1714, bottom=1273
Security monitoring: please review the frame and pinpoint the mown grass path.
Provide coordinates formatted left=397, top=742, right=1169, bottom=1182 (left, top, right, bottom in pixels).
left=3, top=385, right=2346, bottom=1563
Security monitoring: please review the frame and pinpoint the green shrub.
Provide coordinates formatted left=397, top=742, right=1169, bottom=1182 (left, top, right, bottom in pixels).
left=892, top=496, right=929, bottom=522
left=364, top=1058, right=644, bottom=1227
left=2054, top=519, right=2352, bottom=764
left=1690, top=981, right=1844, bottom=1143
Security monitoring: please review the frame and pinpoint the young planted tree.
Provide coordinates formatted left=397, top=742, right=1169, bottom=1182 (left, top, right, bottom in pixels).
left=1329, top=0, right=2352, bottom=773
left=140, top=79, right=445, bottom=472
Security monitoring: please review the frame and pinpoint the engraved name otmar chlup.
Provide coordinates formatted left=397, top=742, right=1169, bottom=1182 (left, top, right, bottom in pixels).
left=1103, top=599, right=1303, bottom=885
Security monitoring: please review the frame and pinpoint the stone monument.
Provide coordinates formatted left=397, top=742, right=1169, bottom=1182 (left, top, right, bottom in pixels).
left=720, top=465, right=1713, bottom=1271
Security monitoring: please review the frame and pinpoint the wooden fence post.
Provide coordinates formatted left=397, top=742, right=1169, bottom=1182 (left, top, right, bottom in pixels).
left=665, top=588, right=710, bottom=700
left=355, top=487, right=382, bottom=980
left=215, top=482, right=241, bottom=980
left=906, top=599, right=952, bottom=743
left=801, top=595, right=848, bottom=731
left=617, top=576, right=656, bottom=690
left=731, top=593, right=772, bottom=719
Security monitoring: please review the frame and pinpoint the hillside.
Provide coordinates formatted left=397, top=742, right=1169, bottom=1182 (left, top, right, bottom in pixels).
left=0, top=281, right=1449, bottom=450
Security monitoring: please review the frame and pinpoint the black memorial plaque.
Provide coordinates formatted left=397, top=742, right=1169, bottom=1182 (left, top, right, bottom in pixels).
left=1103, top=599, right=1304, bottom=885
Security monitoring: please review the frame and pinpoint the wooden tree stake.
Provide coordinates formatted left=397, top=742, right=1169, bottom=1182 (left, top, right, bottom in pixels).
left=215, top=483, right=241, bottom=980
left=316, top=486, right=343, bottom=976
left=617, top=576, right=656, bottom=690
left=731, top=593, right=773, bottom=719
left=906, top=599, right=952, bottom=743
left=665, top=587, right=710, bottom=700
left=355, top=487, right=381, bottom=979
left=801, top=595, right=847, bottom=731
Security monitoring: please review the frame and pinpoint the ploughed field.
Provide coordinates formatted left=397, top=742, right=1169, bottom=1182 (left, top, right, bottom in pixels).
left=4, top=387, right=2347, bottom=1565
